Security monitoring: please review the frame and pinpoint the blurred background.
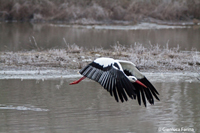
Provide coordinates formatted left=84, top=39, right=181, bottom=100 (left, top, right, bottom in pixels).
left=0, top=1, right=200, bottom=133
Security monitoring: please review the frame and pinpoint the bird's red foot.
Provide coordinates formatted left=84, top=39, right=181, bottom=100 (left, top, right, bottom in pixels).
left=69, top=80, right=79, bottom=85
left=69, top=76, right=86, bottom=85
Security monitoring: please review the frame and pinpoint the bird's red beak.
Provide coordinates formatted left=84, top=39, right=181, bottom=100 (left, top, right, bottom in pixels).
left=135, top=80, right=147, bottom=88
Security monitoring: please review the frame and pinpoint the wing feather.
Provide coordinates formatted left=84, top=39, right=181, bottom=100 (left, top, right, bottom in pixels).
left=140, top=88, right=146, bottom=107
left=103, top=72, right=110, bottom=90
left=116, top=84, right=124, bottom=102
left=79, top=61, right=136, bottom=103
left=121, top=78, right=134, bottom=99
left=113, top=86, right=119, bottom=102
left=106, top=73, right=112, bottom=91
left=109, top=77, right=115, bottom=96
left=119, top=81, right=128, bottom=101
left=101, top=72, right=109, bottom=88
left=139, top=77, right=160, bottom=101
left=143, top=87, right=154, bottom=104
left=118, top=60, right=160, bottom=106
left=136, top=88, right=141, bottom=106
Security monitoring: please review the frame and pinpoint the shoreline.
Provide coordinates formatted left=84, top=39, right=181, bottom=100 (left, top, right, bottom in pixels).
left=1, top=70, right=199, bottom=82
left=1, top=19, right=198, bottom=27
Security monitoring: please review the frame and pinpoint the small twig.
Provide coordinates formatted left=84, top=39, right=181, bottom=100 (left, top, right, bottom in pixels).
left=63, top=38, right=71, bottom=50
left=32, top=36, right=40, bottom=51
left=63, top=38, right=67, bottom=45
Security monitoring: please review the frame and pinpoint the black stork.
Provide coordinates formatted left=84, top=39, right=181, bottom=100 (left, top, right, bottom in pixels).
left=70, top=57, right=160, bottom=107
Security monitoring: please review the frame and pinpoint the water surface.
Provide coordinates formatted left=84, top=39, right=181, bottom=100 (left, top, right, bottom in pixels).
left=0, top=21, right=199, bottom=132
left=0, top=22, right=200, bottom=51
left=0, top=75, right=199, bottom=132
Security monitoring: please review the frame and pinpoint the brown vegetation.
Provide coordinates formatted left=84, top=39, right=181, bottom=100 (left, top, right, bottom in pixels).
left=0, top=0, right=200, bottom=24
left=1, top=43, right=200, bottom=72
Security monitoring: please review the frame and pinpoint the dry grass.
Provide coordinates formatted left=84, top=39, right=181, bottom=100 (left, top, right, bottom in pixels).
left=0, top=0, right=200, bottom=23
left=1, top=43, right=199, bottom=72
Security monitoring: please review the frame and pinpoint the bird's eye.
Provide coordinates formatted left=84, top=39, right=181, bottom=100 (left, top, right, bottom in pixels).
left=132, top=77, right=137, bottom=81
left=113, top=63, right=120, bottom=69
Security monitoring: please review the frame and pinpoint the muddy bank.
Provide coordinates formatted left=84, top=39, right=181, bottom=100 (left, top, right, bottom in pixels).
left=0, top=0, right=200, bottom=25
left=0, top=43, right=199, bottom=73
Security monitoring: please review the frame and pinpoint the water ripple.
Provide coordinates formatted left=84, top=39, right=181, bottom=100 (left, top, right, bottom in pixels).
left=0, top=104, right=49, bottom=112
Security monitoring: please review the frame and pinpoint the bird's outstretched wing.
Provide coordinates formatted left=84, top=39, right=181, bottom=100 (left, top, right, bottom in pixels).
left=132, top=76, right=160, bottom=107
left=132, top=77, right=160, bottom=106
left=79, top=61, right=136, bottom=102
left=118, top=60, right=160, bottom=107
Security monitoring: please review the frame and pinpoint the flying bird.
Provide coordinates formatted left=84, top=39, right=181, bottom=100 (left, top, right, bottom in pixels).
left=70, top=57, right=159, bottom=106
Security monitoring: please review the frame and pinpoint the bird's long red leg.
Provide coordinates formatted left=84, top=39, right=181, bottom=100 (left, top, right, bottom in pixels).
left=69, top=76, right=86, bottom=85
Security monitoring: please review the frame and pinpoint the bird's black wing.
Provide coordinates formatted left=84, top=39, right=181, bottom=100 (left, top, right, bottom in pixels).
left=123, top=69, right=159, bottom=107
left=79, top=62, right=136, bottom=102
left=115, top=60, right=160, bottom=106
left=131, top=76, right=160, bottom=107
left=138, top=77, right=160, bottom=100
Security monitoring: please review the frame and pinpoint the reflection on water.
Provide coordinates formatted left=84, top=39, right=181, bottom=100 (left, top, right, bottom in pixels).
left=0, top=22, right=200, bottom=52
left=0, top=78, right=199, bottom=132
